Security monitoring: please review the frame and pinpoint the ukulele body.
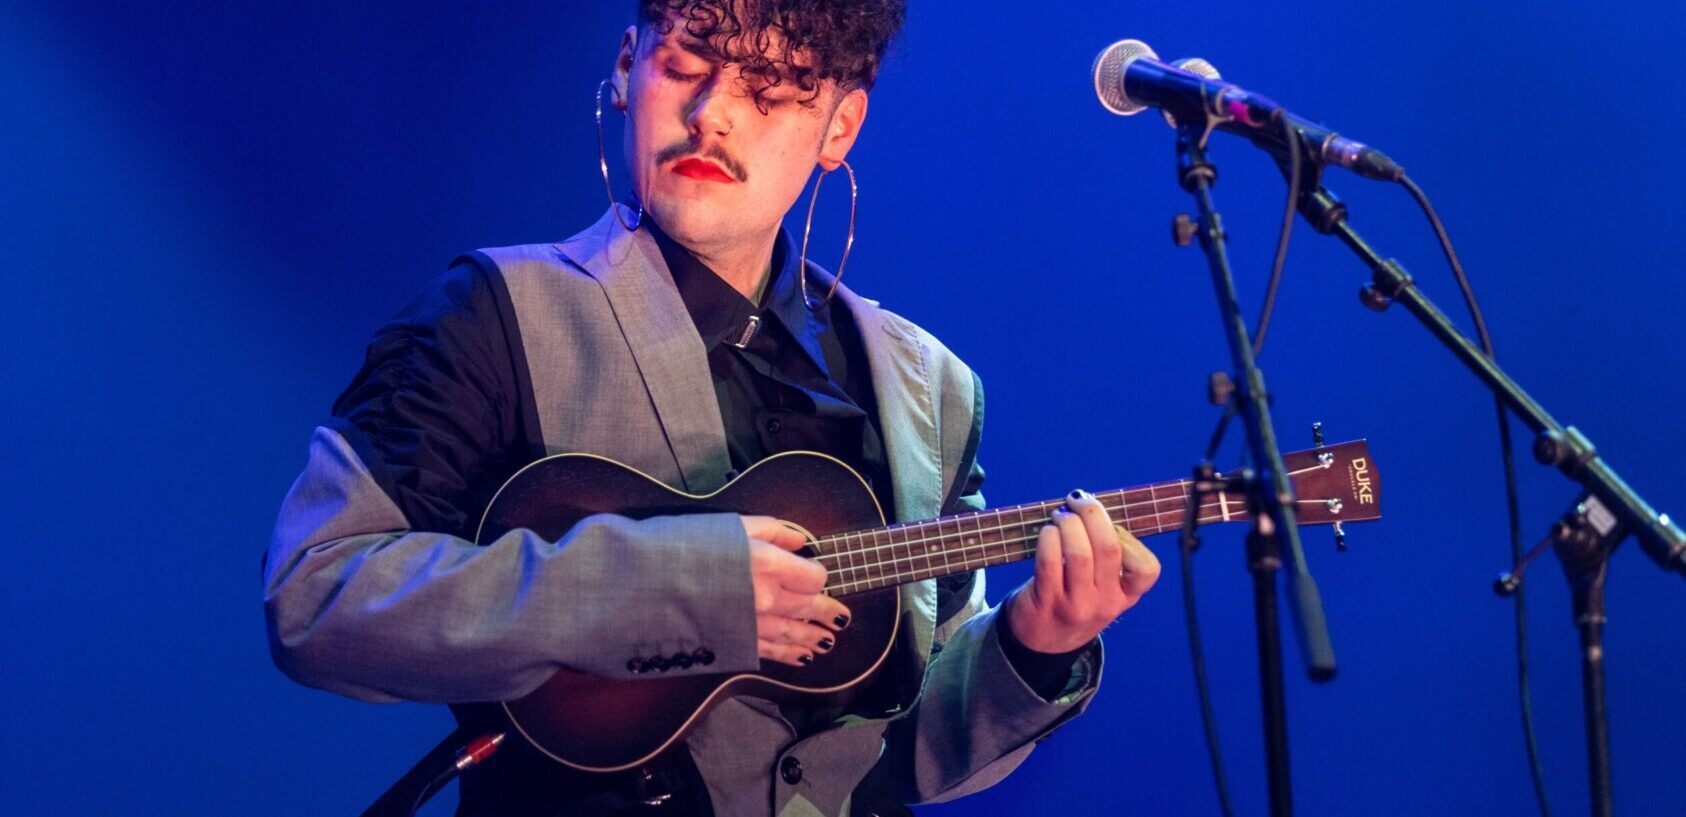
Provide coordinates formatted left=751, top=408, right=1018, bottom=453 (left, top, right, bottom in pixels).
left=473, top=451, right=902, bottom=772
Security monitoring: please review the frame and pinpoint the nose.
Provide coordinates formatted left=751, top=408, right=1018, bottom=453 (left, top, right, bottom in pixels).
left=686, top=80, right=735, bottom=138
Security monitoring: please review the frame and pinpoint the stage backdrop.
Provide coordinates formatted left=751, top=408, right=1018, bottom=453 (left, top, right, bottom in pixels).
left=4, top=1, right=1683, bottom=815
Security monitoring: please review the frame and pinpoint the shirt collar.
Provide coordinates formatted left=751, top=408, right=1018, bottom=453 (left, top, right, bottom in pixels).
left=648, top=219, right=830, bottom=368
left=648, top=219, right=756, bottom=349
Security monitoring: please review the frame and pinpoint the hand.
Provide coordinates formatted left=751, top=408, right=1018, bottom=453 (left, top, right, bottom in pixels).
left=742, top=515, right=852, bottom=667
left=1004, top=490, right=1161, bottom=654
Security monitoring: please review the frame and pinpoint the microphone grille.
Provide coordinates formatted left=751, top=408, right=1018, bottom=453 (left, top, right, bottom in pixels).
left=1162, top=58, right=1221, bottom=129
left=1173, top=57, right=1221, bottom=80
left=1092, top=39, right=1159, bottom=116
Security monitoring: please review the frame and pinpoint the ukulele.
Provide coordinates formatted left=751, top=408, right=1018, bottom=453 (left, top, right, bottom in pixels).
left=469, top=440, right=1381, bottom=772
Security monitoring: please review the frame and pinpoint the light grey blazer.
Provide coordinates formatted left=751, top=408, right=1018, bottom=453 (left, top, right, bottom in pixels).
left=263, top=206, right=1102, bottom=817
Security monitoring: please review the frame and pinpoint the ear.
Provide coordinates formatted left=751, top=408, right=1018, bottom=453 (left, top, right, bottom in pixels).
left=610, top=25, right=639, bottom=112
left=817, top=88, right=869, bottom=171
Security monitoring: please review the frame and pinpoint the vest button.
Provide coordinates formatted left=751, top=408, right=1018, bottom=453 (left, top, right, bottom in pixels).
left=766, top=418, right=782, bottom=434
left=779, top=755, right=803, bottom=785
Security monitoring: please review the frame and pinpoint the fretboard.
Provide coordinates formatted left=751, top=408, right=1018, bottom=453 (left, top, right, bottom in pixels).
left=814, top=477, right=1248, bottom=596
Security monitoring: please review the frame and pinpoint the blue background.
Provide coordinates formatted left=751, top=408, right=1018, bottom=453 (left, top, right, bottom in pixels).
left=4, top=1, right=1683, bottom=815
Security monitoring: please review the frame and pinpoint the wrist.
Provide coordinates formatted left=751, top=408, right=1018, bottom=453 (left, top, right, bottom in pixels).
left=1003, top=589, right=1096, bottom=655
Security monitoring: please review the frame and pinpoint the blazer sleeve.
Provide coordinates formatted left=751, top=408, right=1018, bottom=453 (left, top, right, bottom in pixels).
left=885, top=370, right=1105, bottom=804
left=261, top=262, right=760, bottom=704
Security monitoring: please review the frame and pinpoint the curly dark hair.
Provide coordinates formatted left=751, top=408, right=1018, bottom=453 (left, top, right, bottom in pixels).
left=637, top=0, right=907, bottom=111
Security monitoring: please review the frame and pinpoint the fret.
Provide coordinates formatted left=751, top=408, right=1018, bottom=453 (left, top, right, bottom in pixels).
left=922, top=512, right=943, bottom=581
left=1145, top=482, right=1161, bottom=537
left=1146, top=480, right=1178, bottom=536
left=913, top=519, right=938, bottom=584
left=1012, top=505, right=1031, bottom=568
left=874, top=524, right=903, bottom=591
left=950, top=512, right=977, bottom=576
left=829, top=532, right=849, bottom=589
left=1153, top=481, right=1166, bottom=539
left=828, top=531, right=849, bottom=591
left=979, top=510, right=1001, bottom=570
left=843, top=528, right=870, bottom=593
left=1221, top=489, right=1247, bottom=524
left=1168, top=479, right=1194, bottom=534
left=946, top=509, right=972, bottom=579
left=859, top=530, right=880, bottom=585
left=911, top=522, right=936, bottom=588
left=963, top=511, right=983, bottom=577
left=1121, top=486, right=1145, bottom=535
left=1021, top=503, right=1048, bottom=565
left=855, top=530, right=875, bottom=586
left=845, top=529, right=870, bottom=589
left=900, top=520, right=931, bottom=587
left=897, top=521, right=922, bottom=587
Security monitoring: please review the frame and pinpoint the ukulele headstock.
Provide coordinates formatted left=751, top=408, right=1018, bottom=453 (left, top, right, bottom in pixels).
left=1279, top=439, right=1382, bottom=526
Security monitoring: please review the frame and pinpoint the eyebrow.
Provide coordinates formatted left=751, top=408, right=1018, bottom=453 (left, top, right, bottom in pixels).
left=667, top=35, right=717, bottom=60
left=665, top=33, right=806, bottom=76
left=659, top=32, right=816, bottom=96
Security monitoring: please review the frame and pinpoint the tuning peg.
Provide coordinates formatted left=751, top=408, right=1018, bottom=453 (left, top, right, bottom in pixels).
left=1333, top=521, right=1347, bottom=552
left=1313, top=422, right=1337, bottom=468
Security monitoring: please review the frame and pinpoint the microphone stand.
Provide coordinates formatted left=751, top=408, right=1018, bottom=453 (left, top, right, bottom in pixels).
left=1171, top=122, right=1340, bottom=817
left=1282, top=169, right=1686, bottom=817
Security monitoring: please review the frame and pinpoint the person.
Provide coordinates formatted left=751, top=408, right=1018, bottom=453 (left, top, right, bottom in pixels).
left=262, top=2, right=1162, bottom=815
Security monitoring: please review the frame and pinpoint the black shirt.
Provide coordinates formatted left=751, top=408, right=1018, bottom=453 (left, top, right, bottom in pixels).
left=647, top=220, right=1084, bottom=704
left=648, top=219, right=894, bottom=518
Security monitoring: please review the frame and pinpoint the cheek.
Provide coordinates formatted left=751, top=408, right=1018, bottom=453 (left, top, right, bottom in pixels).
left=620, top=100, right=668, bottom=187
left=619, top=73, right=683, bottom=178
left=758, top=127, right=823, bottom=191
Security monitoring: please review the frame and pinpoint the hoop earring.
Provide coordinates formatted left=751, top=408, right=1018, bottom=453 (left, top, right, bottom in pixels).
left=797, top=160, right=856, bottom=311
left=596, top=79, right=642, bottom=232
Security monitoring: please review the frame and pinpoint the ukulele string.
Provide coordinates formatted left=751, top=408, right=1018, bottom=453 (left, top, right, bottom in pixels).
left=811, top=462, right=1342, bottom=568
left=821, top=507, right=1232, bottom=594
left=817, top=494, right=1349, bottom=593
left=813, top=490, right=1220, bottom=568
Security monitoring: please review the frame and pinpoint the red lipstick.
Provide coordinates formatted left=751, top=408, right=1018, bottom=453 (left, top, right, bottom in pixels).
left=672, top=157, right=735, bottom=183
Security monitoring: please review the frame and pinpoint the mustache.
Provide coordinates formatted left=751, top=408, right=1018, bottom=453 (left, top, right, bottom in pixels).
left=654, top=140, right=748, bottom=182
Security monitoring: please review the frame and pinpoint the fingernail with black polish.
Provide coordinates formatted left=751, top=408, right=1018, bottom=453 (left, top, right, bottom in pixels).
left=818, top=637, right=834, bottom=651
left=798, top=654, right=813, bottom=665
left=834, top=615, right=850, bottom=629
left=1069, top=489, right=1083, bottom=500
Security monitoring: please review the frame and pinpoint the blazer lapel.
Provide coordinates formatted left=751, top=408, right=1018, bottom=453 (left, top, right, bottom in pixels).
left=834, top=286, right=943, bottom=522
left=555, top=207, right=732, bottom=494
left=834, top=280, right=943, bottom=663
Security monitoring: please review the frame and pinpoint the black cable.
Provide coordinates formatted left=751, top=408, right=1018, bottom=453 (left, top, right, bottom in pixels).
left=410, top=768, right=455, bottom=817
left=1250, top=115, right=1302, bottom=356
left=1181, top=526, right=1237, bottom=817
left=1398, top=175, right=1554, bottom=817
left=1187, top=407, right=1238, bottom=817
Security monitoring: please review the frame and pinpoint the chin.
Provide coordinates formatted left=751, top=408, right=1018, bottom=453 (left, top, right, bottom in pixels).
left=648, top=201, right=741, bottom=246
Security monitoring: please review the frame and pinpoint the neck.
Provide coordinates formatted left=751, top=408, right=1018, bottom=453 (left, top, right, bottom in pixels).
left=687, top=231, right=777, bottom=302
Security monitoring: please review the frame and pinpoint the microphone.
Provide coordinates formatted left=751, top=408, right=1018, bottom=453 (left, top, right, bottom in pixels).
left=1092, top=39, right=1404, bottom=182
